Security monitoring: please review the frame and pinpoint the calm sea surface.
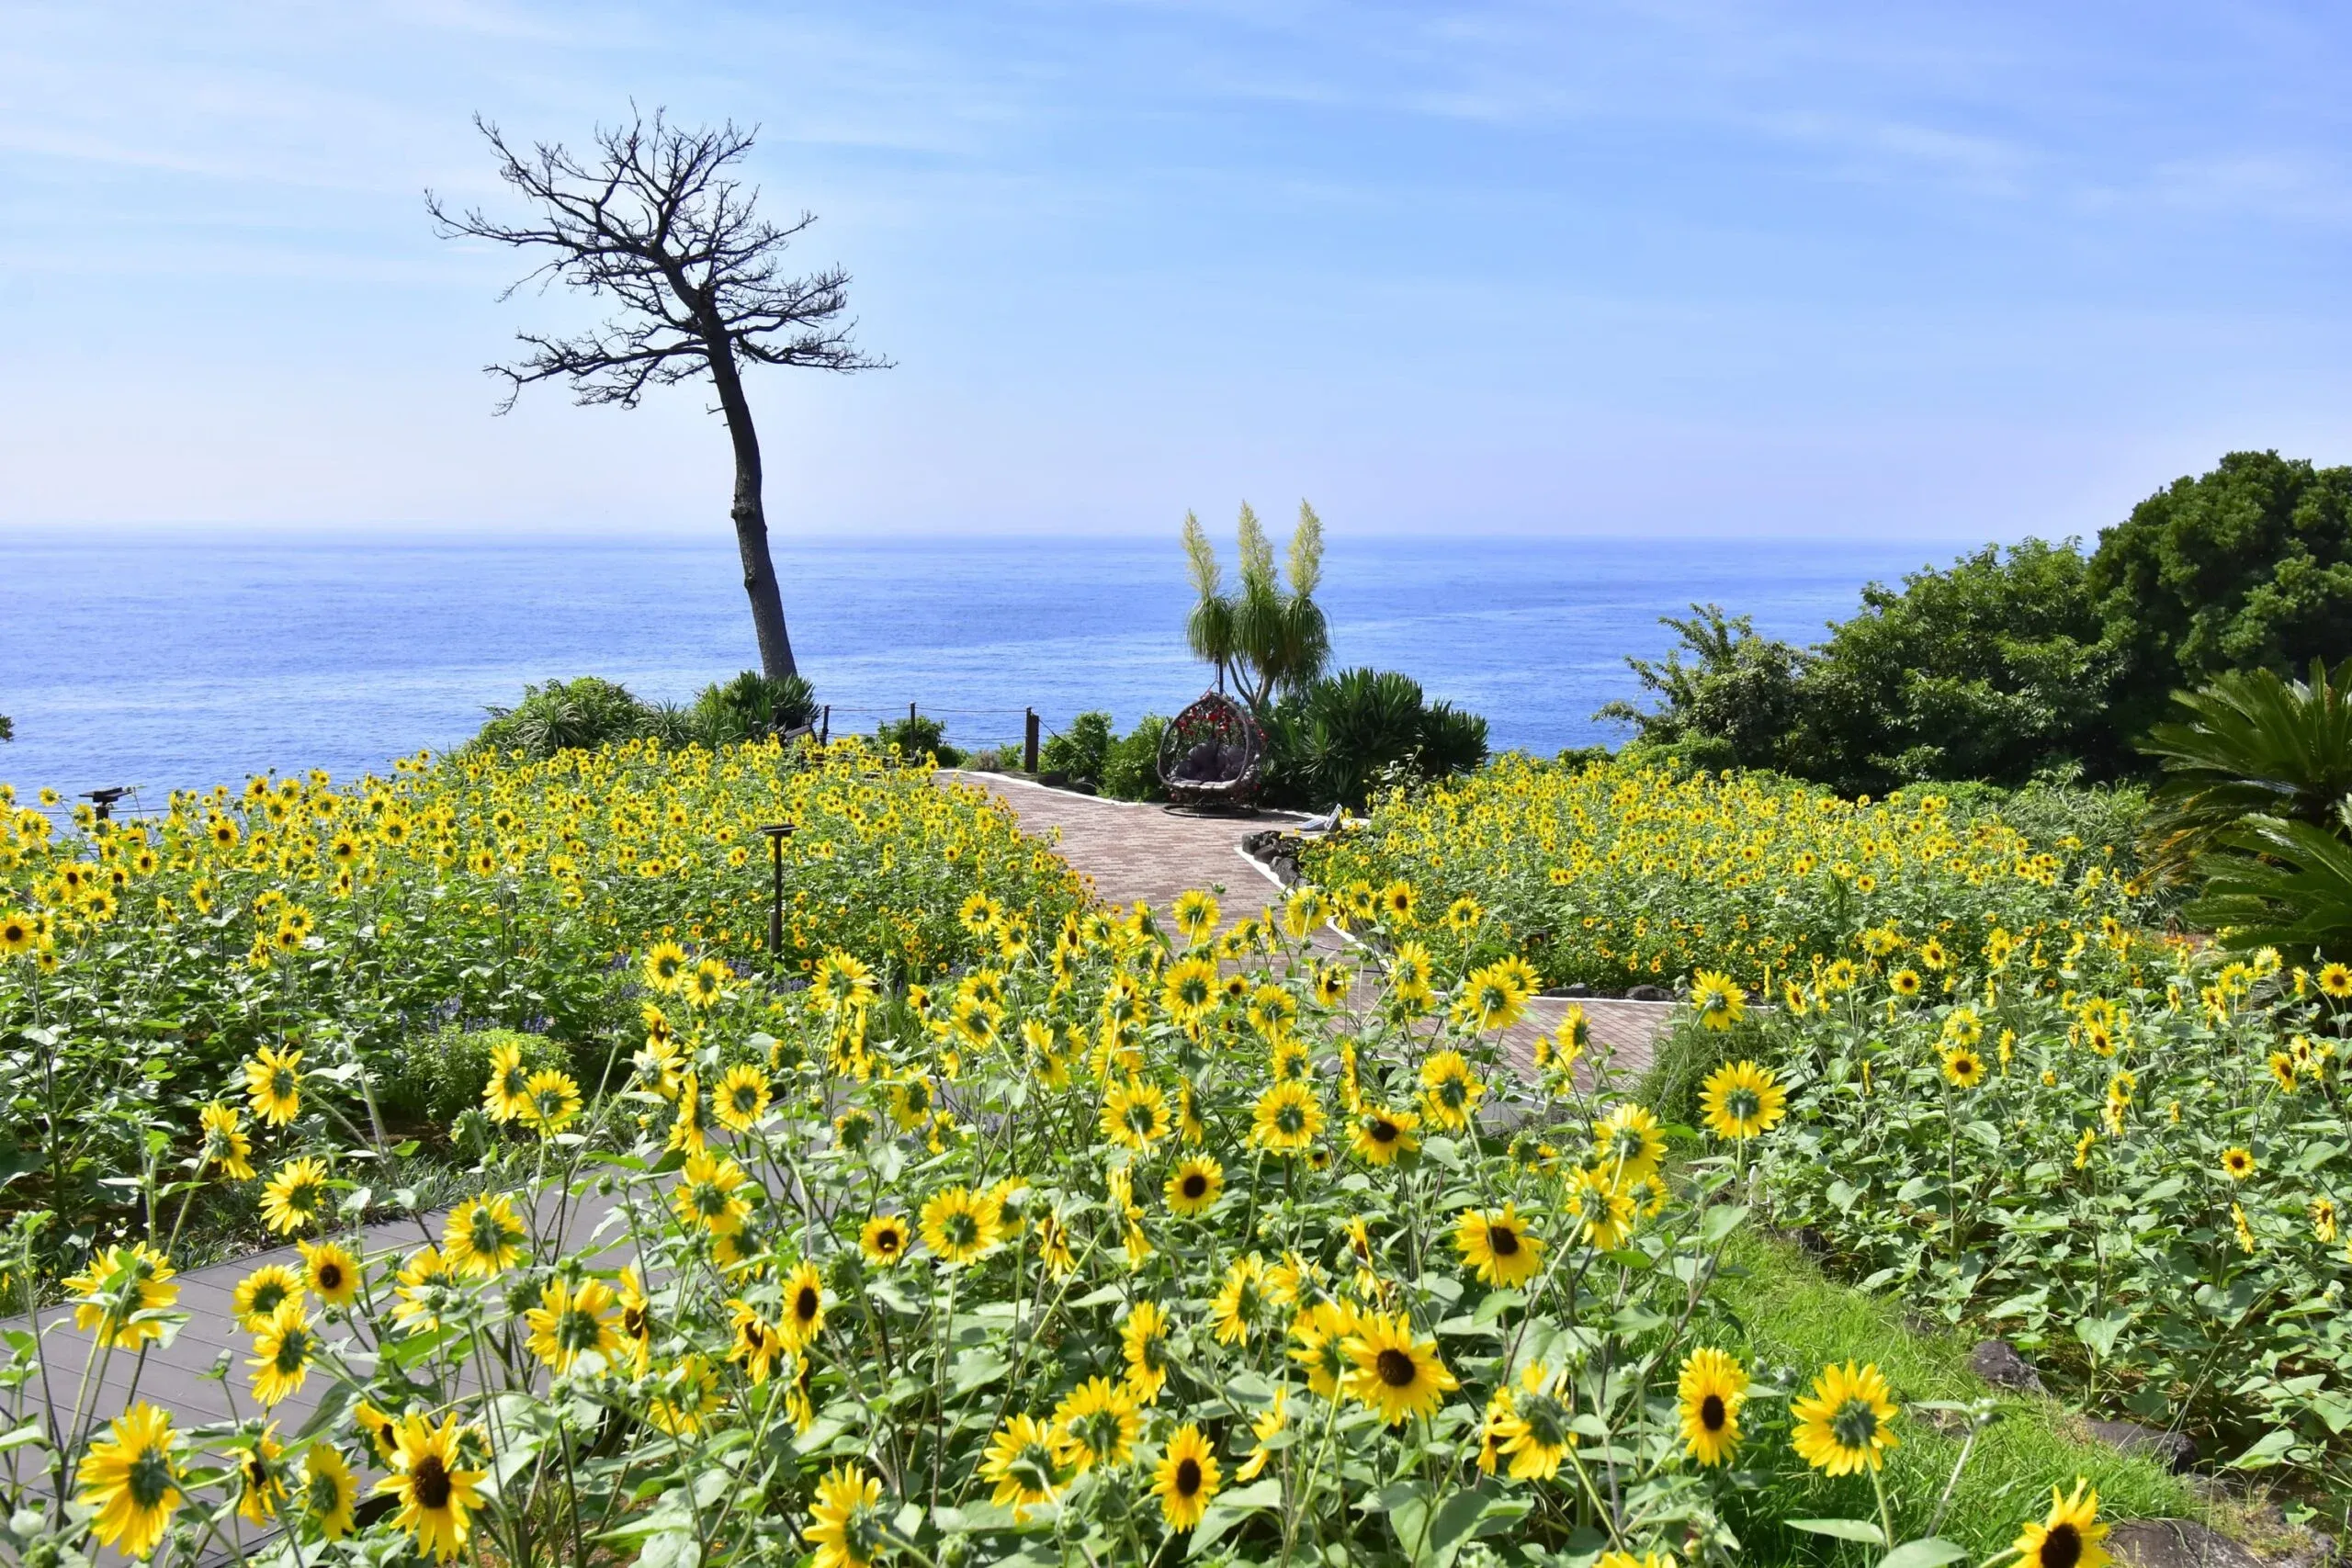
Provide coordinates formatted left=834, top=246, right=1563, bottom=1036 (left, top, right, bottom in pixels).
left=0, top=530, right=1960, bottom=805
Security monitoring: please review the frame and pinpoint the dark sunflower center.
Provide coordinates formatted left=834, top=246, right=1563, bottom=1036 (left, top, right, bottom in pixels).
left=624, top=1305, right=649, bottom=1337
left=1490, top=1224, right=1521, bottom=1257
left=316, top=1263, right=344, bottom=1292
left=2041, top=1524, right=2082, bottom=1568
left=1182, top=1174, right=1208, bottom=1200
left=1175, top=1457, right=1203, bottom=1495
left=1701, top=1393, right=1725, bottom=1431
left=411, top=1453, right=453, bottom=1511
left=1371, top=1121, right=1398, bottom=1144
left=1829, top=1397, right=1879, bottom=1451
left=876, top=1230, right=900, bottom=1253
left=1376, top=1348, right=1419, bottom=1388
left=795, top=1287, right=820, bottom=1323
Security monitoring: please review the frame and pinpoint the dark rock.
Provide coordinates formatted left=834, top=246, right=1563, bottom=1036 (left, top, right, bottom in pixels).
left=1969, top=1339, right=2046, bottom=1395
left=1562, top=982, right=1592, bottom=997
left=2107, top=1521, right=2263, bottom=1568
left=2086, top=1418, right=2199, bottom=1472
left=1624, top=984, right=1671, bottom=1002
left=1783, top=1225, right=1832, bottom=1258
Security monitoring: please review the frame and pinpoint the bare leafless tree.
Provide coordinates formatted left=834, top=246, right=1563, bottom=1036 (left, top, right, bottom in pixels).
left=429, top=108, right=888, bottom=680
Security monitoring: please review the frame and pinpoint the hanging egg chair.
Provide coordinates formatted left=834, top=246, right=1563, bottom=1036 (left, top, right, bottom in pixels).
left=1158, top=689, right=1267, bottom=806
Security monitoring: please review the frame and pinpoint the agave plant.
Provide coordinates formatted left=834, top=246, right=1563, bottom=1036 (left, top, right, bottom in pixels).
left=2138, top=657, right=2352, bottom=876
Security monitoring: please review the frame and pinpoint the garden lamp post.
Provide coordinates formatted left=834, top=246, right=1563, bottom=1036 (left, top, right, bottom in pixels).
left=761, top=821, right=794, bottom=966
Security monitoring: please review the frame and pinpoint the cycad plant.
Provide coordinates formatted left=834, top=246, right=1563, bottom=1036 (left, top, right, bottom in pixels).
left=2139, top=657, right=2352, bottom=876
left=1181, top=502, right=1330, bottom=708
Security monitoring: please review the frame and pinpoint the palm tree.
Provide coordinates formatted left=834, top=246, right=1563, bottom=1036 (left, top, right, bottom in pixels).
left=1180, top=502, right=1330, bottom=709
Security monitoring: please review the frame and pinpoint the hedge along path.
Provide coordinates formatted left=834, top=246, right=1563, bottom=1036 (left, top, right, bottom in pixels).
left=940, top=771, right=1670, bottom=1081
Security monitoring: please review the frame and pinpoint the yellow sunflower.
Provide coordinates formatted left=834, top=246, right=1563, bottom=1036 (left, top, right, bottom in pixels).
left=1165, top=1156, right=1224, bottom=1217
left=248, top=1298, right=317, bottom=1407
left=643, top=941, right=689, bottom=993
left=299, top=1238, right=361, bottom=1308
left=1593, top=1102, right=1665, bottom=1183
left=2221, top=1146, right=2256, bottom=1181
left=1342, top=1309, right=1459, bottom=1425
left=1154, top=1423, right=1221, bottom=1532
left=1677, top=1347, right=1747, bottom=1465
left=1941, top=1046, right=1987, bottom=1089
left=1418, top=1050, right=1485, bottom=1131
left=808, top=1464, right=891, bottom=1568
left=1790, top=1360, right=1900, bottom=1475
left=1251, top=1079, right=1325, bottom=1155
left=524, top=1275, right=622, bottom=1373
left=1052, top=1376, right=1140, bottom=1474
left=860, top=1213, right=911, bottom=1266
left=1690, top=969, right=1746, bottom=1031
left=1454, top=1203, right=1545, bottom=1288
left=444, top=1192, right=529, bottom=1276
left=243, top=1043, right=305, bottom=1126
left=2012, top=1479, right=2110, bottom=1568
left=714, top=1063, right=773, bottom=1132
left=980, top=1413, right=1064, bottom=1522
left=647, top=1356, right=723, bottom=1437
left=64, top=1243, right=179, bottom=1350
left=920, top=1185, right=1003, bottom=1266
left=673, top=1153, right=753, bottom=1237
left=75, top=1402, right=183, bottom=1559
left=520, top=1067, right=582, bottom=1134
left=781, top=1261, right=828, bottom=1348
left=374, top=1412, right=487, bottom=1562
left=199, top=1101, right=256, bottom=1180
left=301, top=1443, right=358, bottom=1540
left=1699, top=1060, right=1786, bottom=1140
left=1101, top=1078, right=1171, bottom=1151
left=1172, top=888, right=1220, bottom=945
left=259, top=1156, right=332, bottom=1235
left=1351, top=1104, right=1421, bottom=1166
left=1121, top=1298, right=1172, bottom=1402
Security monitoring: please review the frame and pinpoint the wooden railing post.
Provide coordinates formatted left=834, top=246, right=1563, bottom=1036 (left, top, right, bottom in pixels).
left=1024, top=708, right=1040, bottom=773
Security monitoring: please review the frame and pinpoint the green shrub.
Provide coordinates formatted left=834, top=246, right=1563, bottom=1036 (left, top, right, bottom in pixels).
left=1261, top=668, right=1489, bottom=809
left=471, top=676, right=654, bottom=759
left=378, top=1026, right=572, bottom=1129
left=874, top=713, right=963, bottom=765
left=1101, top=716, right=1169, bottom=800
left=691, top=671, right=819, bottom=745
left=1038, top=711, right=1114, bottom=786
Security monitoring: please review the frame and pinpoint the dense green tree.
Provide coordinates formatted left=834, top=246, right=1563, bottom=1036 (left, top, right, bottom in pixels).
left=1603, top=453, right=2352, bottom=794
left=2089, top=450, right=2352, bottom=743
left=1796, top=538, right=2120, bottom=790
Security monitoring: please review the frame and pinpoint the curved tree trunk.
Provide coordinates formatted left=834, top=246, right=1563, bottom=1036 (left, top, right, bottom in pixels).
left=707, top=344, right=797, bottom=680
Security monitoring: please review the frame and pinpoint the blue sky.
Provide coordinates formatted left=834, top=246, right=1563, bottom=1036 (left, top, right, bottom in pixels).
left=2, top=1, right=2348, bottom=539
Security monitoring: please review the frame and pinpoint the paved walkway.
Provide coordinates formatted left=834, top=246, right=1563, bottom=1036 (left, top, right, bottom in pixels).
left=942, top=771, right=1669, bottom=1081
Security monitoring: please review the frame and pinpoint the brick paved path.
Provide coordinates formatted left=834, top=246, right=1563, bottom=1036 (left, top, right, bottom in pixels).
left=942, top=771, right=1669, bottom=1079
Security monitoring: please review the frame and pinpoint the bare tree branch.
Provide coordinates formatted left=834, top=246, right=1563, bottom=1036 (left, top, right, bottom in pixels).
left=428, top=107, right=888, bottom=680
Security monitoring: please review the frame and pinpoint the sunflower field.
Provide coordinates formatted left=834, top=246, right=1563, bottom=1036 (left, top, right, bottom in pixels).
left=0, top=739, right=1081, bottom=1251
left=1302, top=757, right=2148, bottom=994
left=1697, top=919, right=2352, bottom=1509
left=0, top=883, right=2145, bottom=1568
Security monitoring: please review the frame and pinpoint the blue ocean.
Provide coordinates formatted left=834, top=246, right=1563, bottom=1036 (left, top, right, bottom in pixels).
left=0, top=530, right=1961, bottom=805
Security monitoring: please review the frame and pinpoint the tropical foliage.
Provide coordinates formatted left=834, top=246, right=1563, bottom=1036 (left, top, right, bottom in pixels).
left=1302, top=756, right=2145, bottom=993
left=1, top=878, right=2140, bottom=1566
left=0, top=739, right=1080, bottom=1252
left=1182, top=503, right=1330, bottom=709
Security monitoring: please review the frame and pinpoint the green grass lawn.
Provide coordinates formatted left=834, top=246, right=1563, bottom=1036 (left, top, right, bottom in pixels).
left=1702, top=1229, right=2199, bottom=1563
